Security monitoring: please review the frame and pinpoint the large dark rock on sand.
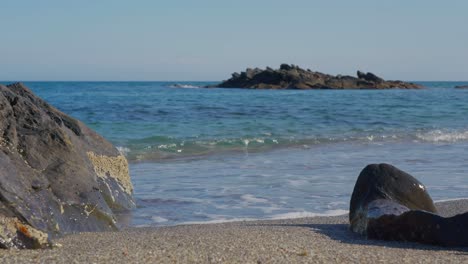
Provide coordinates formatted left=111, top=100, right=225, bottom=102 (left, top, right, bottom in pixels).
left=366, top=204, right=468, bottom=247
left=349, top=163, right=436, bottom=234
left=0, top=83, right=135, bottom=248
left=210, top=64, right=422, bottom=89
left=350, top=163, right=468, bottom=247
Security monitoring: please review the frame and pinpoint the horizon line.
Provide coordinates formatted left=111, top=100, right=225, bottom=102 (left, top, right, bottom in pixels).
left=2, top=80, right=468, bottom=83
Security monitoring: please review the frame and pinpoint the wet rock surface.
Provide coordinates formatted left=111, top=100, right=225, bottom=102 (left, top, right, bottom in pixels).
left=0, top=83, right=135, bottom=249
left=210, top=64, right=422, bottom=89
left=350, top=163, right=468, bottom=247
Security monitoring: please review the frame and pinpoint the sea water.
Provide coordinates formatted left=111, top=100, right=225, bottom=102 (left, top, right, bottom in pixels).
left=18, top=81, right=468, bottom=226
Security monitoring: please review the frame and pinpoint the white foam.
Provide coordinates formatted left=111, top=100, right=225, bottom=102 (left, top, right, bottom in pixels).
left=269, top=209, right=348, bottom=220
left=157, top=143, right=177, bottom=149
left=287, top=179, right=308, bottom=187
left=254, top=138, right=265, bottom=144
left=151, top=216, right=169, bottom=223
left=435, top=197, right=468, bottom=203
left=177, top=209, right=348, bottom=226
left=178, top=217, right=256, bottom=225
left=416, top=130, right=468, bottom=143
left=240, top=194, right=268, bottom=204
left=169, top=84, right=200, bottom=89
left=116, top=146, right=130, bottom=156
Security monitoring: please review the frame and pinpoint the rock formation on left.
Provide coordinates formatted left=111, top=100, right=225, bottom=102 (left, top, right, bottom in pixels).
left=0, top=83, right=135, bottom=249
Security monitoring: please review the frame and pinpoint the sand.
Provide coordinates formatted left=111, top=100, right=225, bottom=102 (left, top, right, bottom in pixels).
left=1, top=200, right=468, bottom=263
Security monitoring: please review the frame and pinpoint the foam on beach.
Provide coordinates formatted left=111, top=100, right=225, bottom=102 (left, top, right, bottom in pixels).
left=175, top=210, right=349, bottom=226
left=269, top=210, right=349, bottom=220
left=435, top=197, right=468, bottom=203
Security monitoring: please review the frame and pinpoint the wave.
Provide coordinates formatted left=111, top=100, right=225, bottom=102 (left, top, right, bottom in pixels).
left=116, top=146, right=130, bottom=156
left=117, top=134, right=384, bottom=162
left=116, top=128, right=468, bottom=162
left=118, top=136, right=285, bottom=161
left=415, top=129, right=468, bottom=143
left=168, top=83, right=200, bottom=89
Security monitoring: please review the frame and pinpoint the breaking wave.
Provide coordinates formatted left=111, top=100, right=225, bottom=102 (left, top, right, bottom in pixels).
left=117, top=128, right=468, bottom=162
left=416, top=129, right=468, bottom=143
left=168, top=83, right=200, bottom=89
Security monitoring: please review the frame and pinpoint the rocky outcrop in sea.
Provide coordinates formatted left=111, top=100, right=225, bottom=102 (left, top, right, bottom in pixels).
left=211, top=64, right=422, bottom=89
left=0, top=83, right=135, bottom=248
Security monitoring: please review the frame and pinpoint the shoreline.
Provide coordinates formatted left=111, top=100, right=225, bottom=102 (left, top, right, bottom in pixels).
left=138, top=198, right=468, bottom=228
left=2, top=199, right=467, bottom=263
left=127, top=138, right=468, bottom=227
left=165, top=198, right=468, bottom=228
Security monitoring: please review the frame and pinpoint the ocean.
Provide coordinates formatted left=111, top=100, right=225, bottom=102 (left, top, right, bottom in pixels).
left=19, top=81, right=468, bottom=227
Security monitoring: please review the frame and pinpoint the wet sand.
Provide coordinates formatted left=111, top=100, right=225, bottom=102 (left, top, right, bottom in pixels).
left=1, top=200, right=468, bottom=263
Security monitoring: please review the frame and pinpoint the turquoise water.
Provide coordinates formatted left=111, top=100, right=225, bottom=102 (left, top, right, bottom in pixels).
left=18, top=81, right=468, bottom=226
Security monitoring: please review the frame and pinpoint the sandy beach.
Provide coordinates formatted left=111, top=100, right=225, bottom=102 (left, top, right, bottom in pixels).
left=0, top=200, right=467, bottom=263
left=2, top=0, right=467, bottom=262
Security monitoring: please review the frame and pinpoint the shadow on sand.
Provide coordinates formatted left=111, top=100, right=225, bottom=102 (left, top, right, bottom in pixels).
left=258, top=222, right=468, bottom=255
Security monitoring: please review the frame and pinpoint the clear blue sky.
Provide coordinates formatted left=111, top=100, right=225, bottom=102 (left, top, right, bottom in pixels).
left=1, top=0, right=467, bottom=81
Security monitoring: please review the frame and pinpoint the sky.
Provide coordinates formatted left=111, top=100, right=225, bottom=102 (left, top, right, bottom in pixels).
left=1, top=0, right=467, bottom=81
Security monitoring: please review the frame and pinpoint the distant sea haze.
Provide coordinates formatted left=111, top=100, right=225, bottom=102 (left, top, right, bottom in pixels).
left=22, top=81, right=468, bottom=226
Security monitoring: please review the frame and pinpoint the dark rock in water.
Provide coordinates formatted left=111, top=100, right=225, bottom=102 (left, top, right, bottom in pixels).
left=455, top=85, right=468, bottom=89
left=350, top=163, right=468, bottom=247
left=208, top=64, right=423, bottom=89
left=0, top=83, right=135, bottom=249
